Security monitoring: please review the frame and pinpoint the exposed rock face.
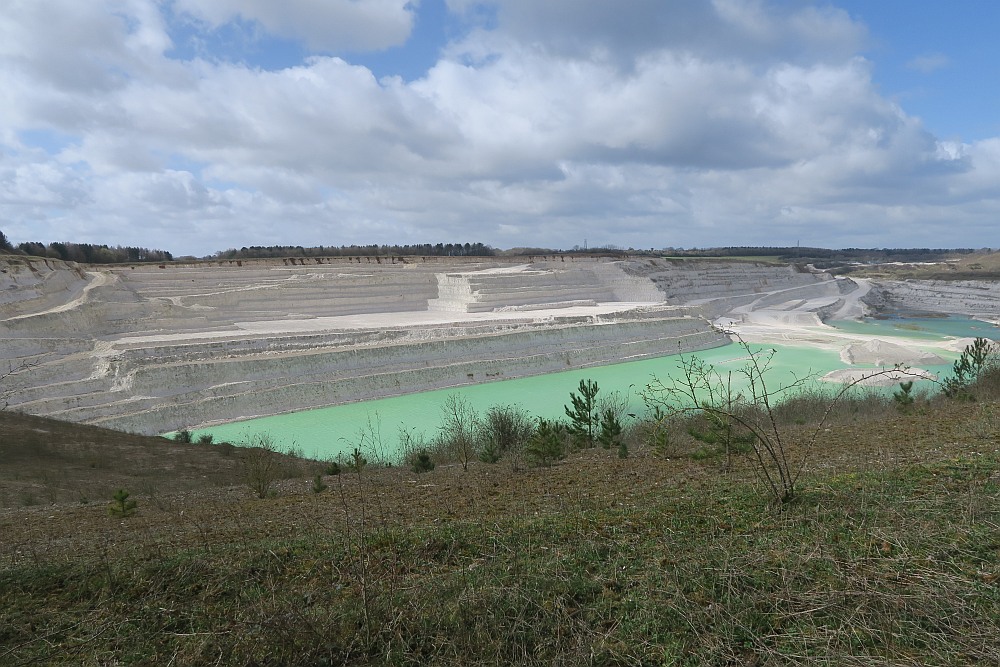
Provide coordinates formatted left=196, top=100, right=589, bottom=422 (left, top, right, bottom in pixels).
left=78, top=315, right=726, bottom=434
left=0, top=257, right=91, bottom=309
left=428, top=265, right=608, bottom=312
left=865, top=280, right=1000, bottom=321
left=427, top=261, right=664, bottom=312
left=621, top=259, right=826, bottom=310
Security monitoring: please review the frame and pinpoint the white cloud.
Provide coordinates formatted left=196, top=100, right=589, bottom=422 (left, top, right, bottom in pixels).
left=906, top=52, right=951, bottom=74
left=0, top=152, right=90, bottom=209
left=172, top=0, right=417, bottom=52
left=451, top=0, right=865, bottom=66
left=1, top=0, right=998, bottom=255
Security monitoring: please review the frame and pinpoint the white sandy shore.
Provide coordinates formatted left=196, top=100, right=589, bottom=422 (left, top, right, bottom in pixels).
left=713, top=275, right=1000, bottom=384
left=819, top=367, right=937, bottom=387
left=840, top=339, right=946, bottom=366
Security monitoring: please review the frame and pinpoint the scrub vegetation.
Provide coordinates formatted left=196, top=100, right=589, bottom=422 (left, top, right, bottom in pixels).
left=2, top=344, right=1000, bottom=664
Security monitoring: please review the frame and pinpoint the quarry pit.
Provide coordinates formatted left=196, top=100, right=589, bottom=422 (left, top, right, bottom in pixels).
left=2, top=254, right=998, bottom=435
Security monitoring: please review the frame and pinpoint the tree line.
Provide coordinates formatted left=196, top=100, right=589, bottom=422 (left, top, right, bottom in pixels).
left=213, top=242, right=496, bottom=260
left=667, top=246, right=981, bottom=262
left=0, top=231, right=173, bottom=264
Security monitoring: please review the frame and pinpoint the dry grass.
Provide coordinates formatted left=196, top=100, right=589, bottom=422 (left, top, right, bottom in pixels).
left=1, top=389, right=999, bottom=664
left=842, top=249, right=1000, bottom=280
left=0, top=411, right=314, bottom=508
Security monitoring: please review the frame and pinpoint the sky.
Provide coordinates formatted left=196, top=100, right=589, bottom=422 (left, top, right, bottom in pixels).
left=2, top=0, right=999, bottom=257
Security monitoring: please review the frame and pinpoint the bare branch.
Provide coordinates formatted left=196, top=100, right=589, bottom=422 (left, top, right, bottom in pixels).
left=642, top=328, right=931, bottom=504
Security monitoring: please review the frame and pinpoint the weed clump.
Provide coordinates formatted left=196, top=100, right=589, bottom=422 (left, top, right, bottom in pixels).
left=478, top=404, right=534, bottom=467
left=240, top=433, right=282, bottom=499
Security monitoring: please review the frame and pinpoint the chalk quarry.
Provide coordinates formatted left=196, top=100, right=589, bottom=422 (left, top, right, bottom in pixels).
left=1, top=254, right=997, bottom=435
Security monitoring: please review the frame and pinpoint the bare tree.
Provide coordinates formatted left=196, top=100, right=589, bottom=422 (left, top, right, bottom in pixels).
left=478, top=404, right=535, bottom=469
left=240, top=432, right=282, bottom=499
left=643, top=331, right=925, bottom=504
left=440, top=394, right=478, bottom=471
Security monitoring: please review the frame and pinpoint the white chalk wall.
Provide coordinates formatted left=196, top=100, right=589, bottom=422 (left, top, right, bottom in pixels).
left=86, top=317, right=727, bottom=434
left=0, top=254, right=866, bottom=435
left=868, top=279, right=1000, bottom=319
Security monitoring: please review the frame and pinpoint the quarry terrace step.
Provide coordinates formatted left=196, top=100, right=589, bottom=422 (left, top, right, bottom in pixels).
left=87, top=328, right=729, bottom=435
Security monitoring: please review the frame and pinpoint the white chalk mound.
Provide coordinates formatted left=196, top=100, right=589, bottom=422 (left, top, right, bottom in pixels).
left=820, top=368, right=937, bottom=387
left=942, top=336, right=1000, bottom=354
left=840, top=339, right=946, bottom=367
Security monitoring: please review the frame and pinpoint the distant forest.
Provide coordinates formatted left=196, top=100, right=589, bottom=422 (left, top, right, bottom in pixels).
left=668, top=246, right=979, bottom=257
left=0, top=230, right=173, bottom=263
left=666, top=246, right=981, bottom=264
left=0, top=234, right=496, bottom=264
left=0, top=227, right=987, bottom=266
left=214, top=242, right=496, bottom=259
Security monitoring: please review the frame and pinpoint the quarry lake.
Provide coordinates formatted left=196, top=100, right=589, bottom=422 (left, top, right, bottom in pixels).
left=188, top=317, right=996, bottom=461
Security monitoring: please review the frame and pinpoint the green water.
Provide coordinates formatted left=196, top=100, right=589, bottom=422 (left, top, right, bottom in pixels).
left=189, top=342, right=876, bottom=461
left=189, top=316, right=991, bottom=461
left=829, top=316, right=999, bottom=341
left=195, top=345, right=816, bottom=459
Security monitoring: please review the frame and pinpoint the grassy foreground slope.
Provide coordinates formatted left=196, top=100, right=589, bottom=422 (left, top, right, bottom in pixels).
left=2, top=394, right=1000, bottom=665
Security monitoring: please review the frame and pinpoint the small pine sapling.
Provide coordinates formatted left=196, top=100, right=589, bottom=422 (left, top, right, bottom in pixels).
left=412, top=450, right=435, bottom=473
left=349, top=447, right=368, bottom=473
left=647, top=406, right=672, bottom=457
left=525, top=418, right=566, bottom=467
left=564, top=379, right=600, bottom=447
left=597, top=407, right=623, bottom=450
left=942, top=338, right=994, bottom=399
left=893, top=381, right=915, bottom=413
left=478, top=439, right=501, bottom=464
left=108, top=489, right=137, bottom=518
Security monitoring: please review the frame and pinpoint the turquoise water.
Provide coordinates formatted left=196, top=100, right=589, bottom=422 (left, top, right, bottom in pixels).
left=187, top=340, right=899, bottom=461
left=188, top=317, right=992, bottom=460
left=829, top=316, right=999, bottom=341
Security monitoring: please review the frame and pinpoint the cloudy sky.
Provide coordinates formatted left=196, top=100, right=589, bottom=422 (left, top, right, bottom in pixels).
left=2, top=0, right=998, bottom=256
